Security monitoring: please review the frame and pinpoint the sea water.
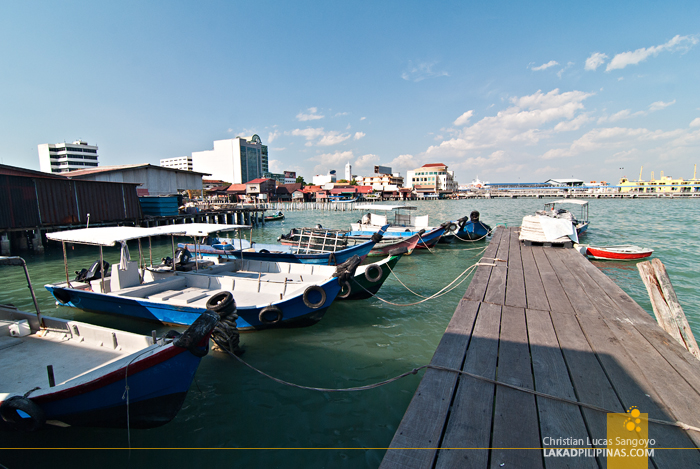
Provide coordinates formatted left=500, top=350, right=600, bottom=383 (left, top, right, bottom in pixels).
left=1, top=198, right=698, bottom=468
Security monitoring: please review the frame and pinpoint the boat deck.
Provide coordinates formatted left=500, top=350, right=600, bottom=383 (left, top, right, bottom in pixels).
left=381, top=226, right=700, bottom=468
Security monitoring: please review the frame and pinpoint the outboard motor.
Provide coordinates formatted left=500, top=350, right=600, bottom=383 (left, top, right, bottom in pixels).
left=74, top=260, right=110, bottom=283
left=470, top=210, right=480, bottom=222
left=361, top=213, right=371, bottom=225
left=161, top=247, right=192, bottom=268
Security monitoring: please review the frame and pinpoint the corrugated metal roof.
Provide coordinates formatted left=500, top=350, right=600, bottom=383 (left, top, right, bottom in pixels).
left=65, top=164, right=210, bottom=177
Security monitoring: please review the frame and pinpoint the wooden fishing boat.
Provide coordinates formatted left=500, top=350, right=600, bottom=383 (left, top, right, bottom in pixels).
left=337, top=252, right=404, bottom=300
left=44, top=225, right=358, bottom=331
left=277, top=227, right=421, bottom=257
left=264, top=211, right=285, bottom=222
left=452, top=211, right=492, bottom=241
left=581, top=245, right=653, bottom=260
left=0, top=256, right=218, bottom=431
left=350, top=204, right=450, bottom=247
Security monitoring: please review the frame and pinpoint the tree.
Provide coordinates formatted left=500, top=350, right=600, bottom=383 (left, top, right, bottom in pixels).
left=296, top=175, right=305, bottom=186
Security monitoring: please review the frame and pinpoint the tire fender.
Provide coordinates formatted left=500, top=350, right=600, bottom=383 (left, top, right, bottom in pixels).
left=364, top=264, right=383, bottom=283
left=258, top=306, right=283, bottom=324
left=0, top=396, right=45, bottom=432
left=303, top=285, right=327, bottom=309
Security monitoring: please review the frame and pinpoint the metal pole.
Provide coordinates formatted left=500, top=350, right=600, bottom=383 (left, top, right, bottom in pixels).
left=62, top=242, right=70, bottom=287
left=21, top=259, right=44, bottom=328
left=99, top=246, right=105, bottom=292
left=149, top=237, right=153, bottom=267
left=171, top=235, right=176, bottom=271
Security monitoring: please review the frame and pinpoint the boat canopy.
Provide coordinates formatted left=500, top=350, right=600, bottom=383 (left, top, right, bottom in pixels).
left=548, top=199, right=588, bottom=206
left=354, top=204, right=417, bottom=211
left=46, top=226, right=170, bottom=246
left=155, top=223, right=250, bottom=237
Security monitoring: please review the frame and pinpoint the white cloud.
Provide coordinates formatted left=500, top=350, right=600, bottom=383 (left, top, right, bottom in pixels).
left=267, top=129, right=280, bottom=143
left=353, top=132, right=366, bottom=140
left=649, top=100, right=676, bottom=112
left=604, top=150, right=637, bottom=164
left=360, top=116, right=366, bottom=121
left=585, top=52, right=608, bottom=71
left=317, top=131, right=351, bottom=146
left=309, top=150, right=354, bottom=175
left=554, top=113, right=591, bottom=132
left=453, top=110, right=474, bottom=126
left=388, top=154, right=420, bottom=174
left=606, top=35, right=699, bottom=71
left=289, top=127, right=325, bottom=140
left=355, top=153, right=380, bottom=168
left=334, top=112, right=349, bottom=117
left=401, top=61, right=449, bottom=82
left=268, top=159, right=282, bottom=172
left=690, top=118, right=700, bottom=128
left=557, top=62, right=575, bottom=78
left=296, top=107, right=325, bottom=121
left=530, top=60, right=559, bottom=71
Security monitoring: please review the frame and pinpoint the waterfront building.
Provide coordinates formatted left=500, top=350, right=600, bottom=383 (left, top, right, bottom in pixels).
left=355, top=172, right=404, bottom=189
left=284, top=171, right=297, bottom=184
left=312, top=170, right=336, bottom=186
left=618, top=169, right=700, bottom=193
left=406, top=163, right=458, bottom=196
left=345, top=162, right=352, bottom=181
left=192, top=135, right=266, bottom=184
left=160, top=156, right=193, bottom=171
left=263, top=172, right=285, bottom=184
left=38, top=140, right=99, bottom=174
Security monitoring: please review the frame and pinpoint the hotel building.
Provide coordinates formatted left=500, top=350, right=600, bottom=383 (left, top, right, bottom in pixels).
left=192, top=135, right=267, bottom=184
left=406, top=163, right=458, bottom=196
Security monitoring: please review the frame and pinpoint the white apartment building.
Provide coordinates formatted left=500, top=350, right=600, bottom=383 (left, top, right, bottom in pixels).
left=355, top=172, right=404, bottom=189
left=38, top=140, right=99, bottom=173
left=160, top=156, right=193, bottom=171
left=345, top=162, right=352, bottom=181
left=312, top=170, right=337, bottom=186
left=192, top=135, right=266, bottom=184
left=406, top=163, right=458, bottom=195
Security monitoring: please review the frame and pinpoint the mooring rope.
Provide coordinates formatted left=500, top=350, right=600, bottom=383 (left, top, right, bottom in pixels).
left=215, top=340, right=700, bottom=434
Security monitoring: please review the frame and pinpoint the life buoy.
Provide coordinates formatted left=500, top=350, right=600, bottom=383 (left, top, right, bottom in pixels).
left=337, top=281, right=352, bottom=299
left=303, top=285, right=326, bottom=309
left=53, top=288, right=72, bottom=305
left=205, top=291, right=236, bottom=318
left=258, top=306, right=283, bottom=324
left=364, top=264, right=383, bottom=283
left=0, top=396, right=45, bottom=432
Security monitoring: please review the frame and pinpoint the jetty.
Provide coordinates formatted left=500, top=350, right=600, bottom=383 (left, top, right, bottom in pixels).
left=381, top=226, right=700, bottom=468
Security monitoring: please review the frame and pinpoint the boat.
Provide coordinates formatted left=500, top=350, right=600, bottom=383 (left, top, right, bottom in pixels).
left=277, top=226, right=422, bottom=257
left=264, top=211, right=285, bottom=222
left=44, top=225, right=359, bottom=331
left=350, top=204, right=450, bottom=247
left=578, top=244, right=653, bottom=260
left=452, top=211, right=492, bottom=241
left=0, top=256, right=218, bottom=430
left=338, top=252, right=404, bottom=300
left=538, top=199, right=589, bottom=236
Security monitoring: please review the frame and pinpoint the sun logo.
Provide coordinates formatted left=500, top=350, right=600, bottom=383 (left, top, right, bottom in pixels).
left=624, top=406, right=642, bottom=432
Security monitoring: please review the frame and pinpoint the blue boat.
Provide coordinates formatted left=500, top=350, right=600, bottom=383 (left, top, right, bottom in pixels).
left=44, top=225, right=356, bottom=331
left=0, top=256, right=217, bottom=430
left=453, top=211, right=492, bottom=241
left=345, top=224, right=445, bottom=250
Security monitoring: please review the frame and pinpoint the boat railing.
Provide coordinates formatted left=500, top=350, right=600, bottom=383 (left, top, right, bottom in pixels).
left=292, top=228, right=350, bottom=253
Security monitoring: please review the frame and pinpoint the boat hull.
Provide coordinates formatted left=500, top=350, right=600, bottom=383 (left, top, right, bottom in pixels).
left=585, top=245, right=653, bottom=260
left=46, top=277, right=341, bottom=331
left=455, top=221, right=492, bottom=241
left=339, top=255, right=402, bottom=300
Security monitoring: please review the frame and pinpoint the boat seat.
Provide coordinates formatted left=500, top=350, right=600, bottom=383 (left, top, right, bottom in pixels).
left=110, top=261, right=141, bottom=291
left=117, top=276, right=188, bottom=298
left=166, top=288, right=211, bottom=305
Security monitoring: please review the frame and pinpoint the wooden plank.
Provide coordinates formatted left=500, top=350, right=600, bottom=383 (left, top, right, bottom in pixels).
left=520, top=243, right=550, bottom=311
left=546, top=248, right=700, bottom=465
left=505, top=228, right=527, bottom=308
left=484, top=228, right=509, bottom=305
left=435, top=302, right=501, bottom=469
left=490, top=305, right=543, bottom=469
left=381, top=299, right=480, bottom=469
left=531, top=246, right=575, bottom=314
left=463, top=227, right=503, bottom=302
left=526, top=308, right=598, bottom=469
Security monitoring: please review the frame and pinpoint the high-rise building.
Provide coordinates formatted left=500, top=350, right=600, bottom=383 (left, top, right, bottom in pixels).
left=38, top=140, right=99, bottom=173
left=192, top=135, right=266, bottom=184
left=406, top=163, right=458, bottom=195
left=345, top=162, right=352, bottom=181
left=160, top=156, right=193, bottom=171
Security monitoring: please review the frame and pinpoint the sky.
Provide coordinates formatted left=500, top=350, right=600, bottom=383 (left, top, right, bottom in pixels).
left=1, top=0, right=699, bottom=185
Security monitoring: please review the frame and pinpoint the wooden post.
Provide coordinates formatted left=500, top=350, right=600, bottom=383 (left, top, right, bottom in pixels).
left=638, top=259, right=700, bottom=360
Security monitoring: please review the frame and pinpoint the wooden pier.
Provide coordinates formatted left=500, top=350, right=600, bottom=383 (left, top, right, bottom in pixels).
left=381, top=226, right=700, bottom=468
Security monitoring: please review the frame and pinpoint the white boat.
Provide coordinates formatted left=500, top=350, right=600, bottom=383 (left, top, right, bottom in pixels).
left=44, top=225, right=358, bottom=331
left=0, top=256, right=218, bottom=430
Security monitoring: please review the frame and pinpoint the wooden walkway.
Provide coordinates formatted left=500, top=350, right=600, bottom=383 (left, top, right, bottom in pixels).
left=381, top=226, right=700, bottom=468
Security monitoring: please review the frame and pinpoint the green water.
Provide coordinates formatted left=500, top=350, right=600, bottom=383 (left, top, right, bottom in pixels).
left=2, top=199, right=698, bottom=468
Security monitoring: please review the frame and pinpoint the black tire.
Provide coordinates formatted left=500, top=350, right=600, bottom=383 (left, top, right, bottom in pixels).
left=0, top=396, right=45, bottom=432
left=447, top=222, right=458, bottom=232
left=364, top=264, right=383, bottom=283
left=53, top=288, right=72, bottom=305
left=303, top=285, right=327, bottom=309
left=205, top=291, right=236, bottom=318
left=337, top=281, right=352, bottom=299
left=258, top=306, right=283, bottom=324
left=259, top=249, right=270, bottom=254
left=173, top=311, right=219, bottom=358
left=328, top=252, right=336, bottom=266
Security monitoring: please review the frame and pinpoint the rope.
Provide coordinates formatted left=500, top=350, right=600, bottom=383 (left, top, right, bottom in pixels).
left=417, top=232, right=437, bottom=254
left=216, top=342, right=700, bottom=434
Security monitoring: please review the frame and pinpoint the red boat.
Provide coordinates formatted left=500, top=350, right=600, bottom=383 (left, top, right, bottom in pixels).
left=582, top=245, right=653, bottom=260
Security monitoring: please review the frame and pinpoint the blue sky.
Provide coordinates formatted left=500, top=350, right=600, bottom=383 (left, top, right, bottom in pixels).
left=1, top=0, right=699, bottom=184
